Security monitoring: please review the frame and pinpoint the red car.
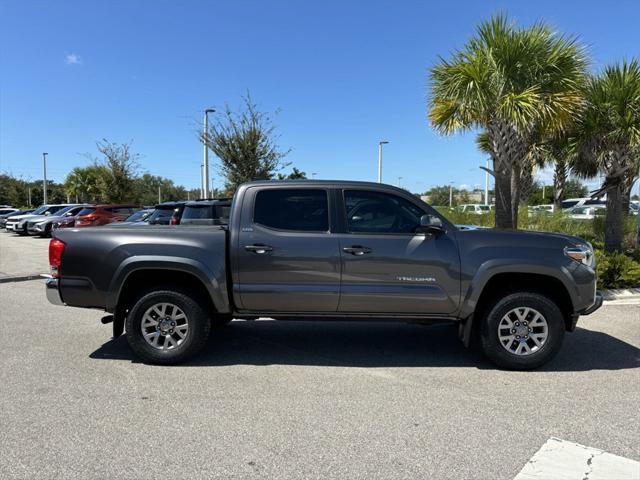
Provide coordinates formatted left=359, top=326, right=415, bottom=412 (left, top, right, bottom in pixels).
left=73, top=204, right=140, bottom=227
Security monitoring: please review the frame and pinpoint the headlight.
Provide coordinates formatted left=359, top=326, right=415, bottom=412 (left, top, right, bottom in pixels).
left=564, top=244, right=595, bottom=268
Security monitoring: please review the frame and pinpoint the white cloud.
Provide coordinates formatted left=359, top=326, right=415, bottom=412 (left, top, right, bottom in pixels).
left=65, top=53, right=82, bottom=65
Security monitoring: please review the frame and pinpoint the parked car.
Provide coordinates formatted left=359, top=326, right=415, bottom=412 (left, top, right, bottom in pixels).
left=27, top=205, right=91, bottom=237
left=561, top=197, right=606, bottom=211
left=179, top=199, right=232, bottom=225
left=46, top=180, right=602, bottom=369
left=6, top=204, right=74, bottom=235
left=73, top=204, right=140, bottom=227
left=146, top=202, right=187, bottom=225
left=123, top=208, right=154, bottom=223
left=457, top=204, right=491, bottom=215
left=0, top=207, right=19, bottom=216
left=0, top=209, right=32, bottom=228
left=567, top=205, right=607, bottom=220
left=529, top=204, right=555, bottom=214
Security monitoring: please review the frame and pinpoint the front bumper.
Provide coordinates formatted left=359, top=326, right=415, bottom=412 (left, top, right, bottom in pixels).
left=45, top=277, right=64, bottom=306
left=27, top=223, right=45, bottom=234
left=579, top=290, right=604, bottom=316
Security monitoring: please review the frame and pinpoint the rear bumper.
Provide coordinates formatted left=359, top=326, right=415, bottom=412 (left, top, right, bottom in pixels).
left=579, top=291, right=604, bottom=316
left=45, top=277, right=64, bottom=306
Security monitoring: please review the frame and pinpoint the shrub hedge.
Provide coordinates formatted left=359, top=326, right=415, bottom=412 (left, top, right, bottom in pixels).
left=435, top=207, right=640, bottom=289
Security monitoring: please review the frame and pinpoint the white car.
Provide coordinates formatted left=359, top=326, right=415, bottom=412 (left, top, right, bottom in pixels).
left=458, top=204, right=491, bottom=215
left=561, top=197, right=606, bottom=211
left=567, top=205, right=606, bottom=220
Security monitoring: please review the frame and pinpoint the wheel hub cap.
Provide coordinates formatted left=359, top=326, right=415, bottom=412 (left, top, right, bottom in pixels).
left=141, top=302, right=189, bottom=350
left=497, top=307, right=548, bottom=356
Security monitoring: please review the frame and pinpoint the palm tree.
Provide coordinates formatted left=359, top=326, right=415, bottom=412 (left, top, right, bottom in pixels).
left=574, top=60, right=640, bottom=252
left=428, top=14, right=587, bottom=228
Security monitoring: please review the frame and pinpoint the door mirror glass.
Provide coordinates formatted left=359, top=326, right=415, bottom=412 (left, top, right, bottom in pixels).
left=419, top=214, right=443, bottom=233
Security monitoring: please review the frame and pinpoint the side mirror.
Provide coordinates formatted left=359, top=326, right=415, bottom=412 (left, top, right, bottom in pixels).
left=418, top=214, right=444, bottom=234
left=44, top=212, right=51, bottom=216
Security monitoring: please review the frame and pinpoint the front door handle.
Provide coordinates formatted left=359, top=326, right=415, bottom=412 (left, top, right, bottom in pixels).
left=244, top=244, right=273, bottom=254
left=343, top=245, right=372, bottom=256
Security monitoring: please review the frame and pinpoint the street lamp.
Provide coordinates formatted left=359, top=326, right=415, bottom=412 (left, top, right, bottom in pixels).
left=449, top=181, right=454, bottom=207
left=42, top=153, right=48, bottom=204
left=378, top=140, right=389, bottom=183
left=203, top=108, right=215, bottom=199
left=397, top=176, right=403, bottom=188
left=311, top=172, right=317, bottom=179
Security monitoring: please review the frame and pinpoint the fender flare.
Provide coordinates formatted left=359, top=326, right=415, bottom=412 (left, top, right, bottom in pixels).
left=458, top=259, right=579, bottom=346
left=105, top=256, right=230, bottom=314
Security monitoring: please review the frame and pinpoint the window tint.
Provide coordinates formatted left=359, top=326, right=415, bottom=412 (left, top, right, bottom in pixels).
left=182, top=205, right=212, bottom=220
left=77, top=207, right=96, bottom=216
left=254, top=189, right=328, bottom=232
left=217, top=205, right=231, bottom=224
left=572, top=207, right=588, bottom=214
left=344, top=190, right=424, bottom=234
left=562, top=200, right=579, bottom=209
left=44, top=205, right=66, bottom=215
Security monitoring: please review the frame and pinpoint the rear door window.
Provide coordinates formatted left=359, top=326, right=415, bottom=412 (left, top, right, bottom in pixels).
left=254, top=189, right=329, bottom=232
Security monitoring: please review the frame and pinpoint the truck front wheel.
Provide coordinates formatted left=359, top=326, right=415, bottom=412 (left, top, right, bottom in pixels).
left=480, top=292, right=565, bottom=370
left=125, top=288, right=211, bottom=365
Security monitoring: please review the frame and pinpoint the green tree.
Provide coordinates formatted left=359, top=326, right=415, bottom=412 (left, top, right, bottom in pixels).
left=429, top=14, right=587, bottom=228
left=574, top=60, right=640, bottom=252
left=424, top=185, right=456, bottom=206
left=277, top=167, right=307, bottom=180
left=201, top=94, right=291, bottom=195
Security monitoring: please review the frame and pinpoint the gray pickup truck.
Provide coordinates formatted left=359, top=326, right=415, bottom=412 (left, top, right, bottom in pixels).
left=46, top=180, right=602, bottom=369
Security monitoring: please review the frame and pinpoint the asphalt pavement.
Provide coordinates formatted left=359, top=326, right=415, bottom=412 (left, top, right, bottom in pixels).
left=1, top=276, right=639, bottom=479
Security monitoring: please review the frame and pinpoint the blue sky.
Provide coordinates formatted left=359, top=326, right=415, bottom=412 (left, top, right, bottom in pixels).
left=1, top=0, right=639, bottom=194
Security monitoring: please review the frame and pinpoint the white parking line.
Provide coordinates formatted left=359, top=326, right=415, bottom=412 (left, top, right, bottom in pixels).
left=514, top=437, right=640, bottom=480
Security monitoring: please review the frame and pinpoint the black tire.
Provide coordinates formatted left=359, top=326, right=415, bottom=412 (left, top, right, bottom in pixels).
left=125, top=288, right=211, bottom=365
left=480, top=292, right=565, bottom=370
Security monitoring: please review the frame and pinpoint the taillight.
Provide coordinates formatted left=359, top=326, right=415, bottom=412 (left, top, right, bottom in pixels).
left=49, top=238, right=66, bottom=278
left=170, top=216, right=179, bottom=225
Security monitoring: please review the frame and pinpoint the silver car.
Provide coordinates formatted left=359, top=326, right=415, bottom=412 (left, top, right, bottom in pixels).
left=27, top=205, right=90, bottom=237
left=6, top=204, right=78, bottom=235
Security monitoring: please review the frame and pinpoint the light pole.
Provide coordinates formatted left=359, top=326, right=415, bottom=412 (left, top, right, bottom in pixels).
left=449, top=182, right=454, bottom=207
left=485, top=159, right=490, bottom=205
left=377, top=141, right=389, bottom=183
left=312, top=172, right=317, bottom=179
left=42, top=153, right=48, bottom=204
left=397, top=176, right=403, bottom=188
left=203, top=108, right=215, bottom=198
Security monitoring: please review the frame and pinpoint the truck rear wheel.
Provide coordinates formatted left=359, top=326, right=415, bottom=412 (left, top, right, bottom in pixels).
left=125, top=288, right=211, bottom=365
left=480, top=292, right=565, bottom=370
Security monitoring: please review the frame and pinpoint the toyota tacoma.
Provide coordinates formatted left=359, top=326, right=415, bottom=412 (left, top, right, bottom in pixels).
left=45, top=181, right=603, bottom=369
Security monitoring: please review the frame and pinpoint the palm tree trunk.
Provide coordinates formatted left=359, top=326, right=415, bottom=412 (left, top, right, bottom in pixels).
left=510, top=163, right=521, bottom=228
left=494, top=160, right=513, bottom=229
left=488, top=120, right=518, bottom=229
left=604, top=177, right=625, bottom=252
left=553, top=159, right=568, bottom=210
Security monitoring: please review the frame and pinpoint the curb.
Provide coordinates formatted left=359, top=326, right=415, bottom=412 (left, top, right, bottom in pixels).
left=0, top=273, right=47, bottom=284
left=601, top=288, right=640, bottom=302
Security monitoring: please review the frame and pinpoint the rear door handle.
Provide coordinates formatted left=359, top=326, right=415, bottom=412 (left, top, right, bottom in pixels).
left=342, top=245, right=372, bottom=256
left=244, top=244, right=273, bottom=254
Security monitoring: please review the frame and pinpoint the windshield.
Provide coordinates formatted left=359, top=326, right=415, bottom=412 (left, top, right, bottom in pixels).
left=31, top=205, right=49, bottom=215
left=125, top=210, right=151, bottom=222
left=147, top=208, right=176, bottom=223
left=54, top=205, right=76, bottom=216
left=562, top=200, right=580, bottom=209
left=478, top=205, right=490, bottom=211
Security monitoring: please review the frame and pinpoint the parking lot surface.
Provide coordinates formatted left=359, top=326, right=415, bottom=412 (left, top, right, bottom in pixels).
left=0, top=231, right=49, bottom=279
left=0, top=234, right=639, bottom=479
